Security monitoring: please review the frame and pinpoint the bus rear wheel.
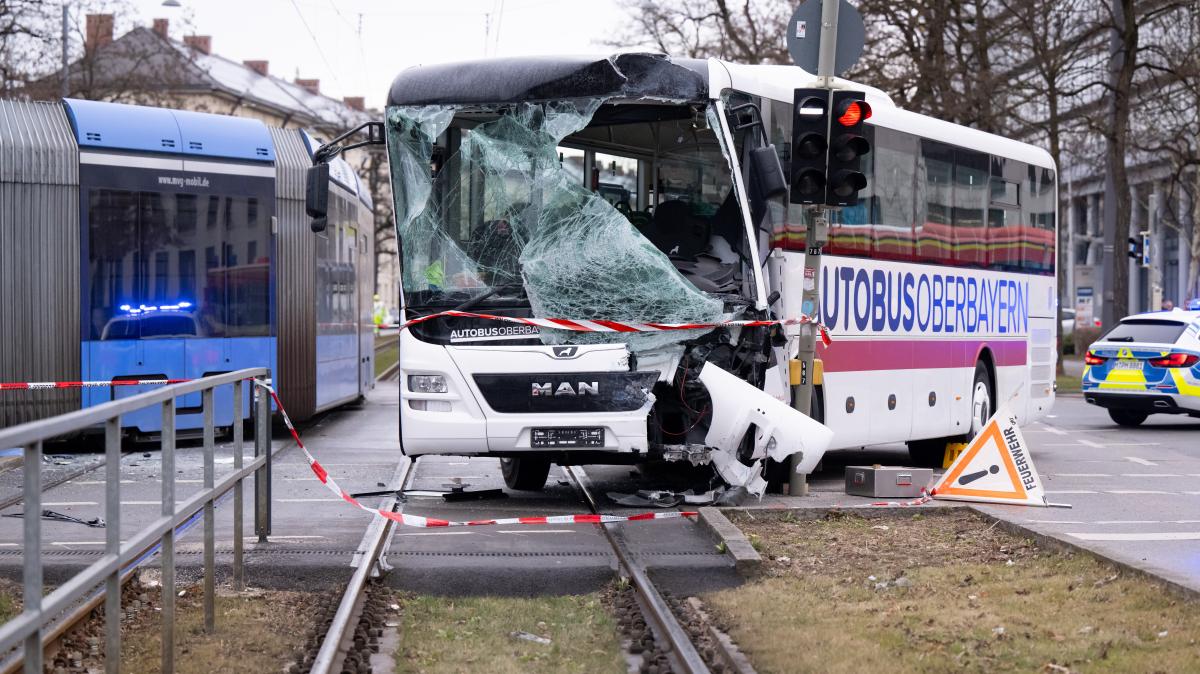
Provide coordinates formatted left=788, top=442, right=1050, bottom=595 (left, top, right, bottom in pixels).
left=501, top=456, right=551, bottom=491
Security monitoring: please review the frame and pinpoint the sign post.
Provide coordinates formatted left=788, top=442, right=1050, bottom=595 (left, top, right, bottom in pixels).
left=784, top=0, right=865, bottom=496
left=788, top=0, right=837, bottom=496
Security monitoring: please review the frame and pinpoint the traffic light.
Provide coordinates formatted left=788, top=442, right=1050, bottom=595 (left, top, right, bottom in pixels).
left=789, top=88, right=830, bottom=205
left=825, top=91, right=872, bottom=207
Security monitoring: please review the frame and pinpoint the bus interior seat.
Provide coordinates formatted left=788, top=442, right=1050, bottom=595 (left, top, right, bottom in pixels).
left=642, top=198, right=741, bottom=294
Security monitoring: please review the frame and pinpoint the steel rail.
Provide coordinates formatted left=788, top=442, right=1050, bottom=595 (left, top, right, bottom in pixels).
left=565, top=466, right=711, bottom=674
left=309, top=456, right=413, bottom=674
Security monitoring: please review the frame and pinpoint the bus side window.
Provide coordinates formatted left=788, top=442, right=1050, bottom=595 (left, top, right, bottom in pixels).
left=871, top=127, right=917, bottom=262
left=1025, top=165, right=1056, bottom=275
left=917, top=140, right=953, bottom=266
left=988, top=155, right=1025, bottom=273
left=953, top=148, right=988, bottom=269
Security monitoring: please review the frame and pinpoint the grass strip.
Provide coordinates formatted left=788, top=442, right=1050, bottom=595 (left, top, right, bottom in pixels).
left=117, top=587, right=320, bottom=674
left=395, top=592, right=624, bottom=674
left=704, top=510, right=1200, bottom=673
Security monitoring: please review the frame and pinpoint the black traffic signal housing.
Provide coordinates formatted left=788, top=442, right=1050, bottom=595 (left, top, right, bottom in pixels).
left=789, top=88, right=830, bottom=205
left=825, top=91, right=872, bottom=207
left=1127, top=236, right=1141, bottom=259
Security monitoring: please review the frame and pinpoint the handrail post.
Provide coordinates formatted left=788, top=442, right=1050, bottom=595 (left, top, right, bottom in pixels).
left=22, top=441, right=42, bottom=674
left=104, top=417, right=121, bottom=674
left=161, top=399, right=176, bottom=674
left=232, top=379, right=245, bottom=591
left=202, top=388, right=215, bottom=633
left=254, top=371, right=271, bottom=542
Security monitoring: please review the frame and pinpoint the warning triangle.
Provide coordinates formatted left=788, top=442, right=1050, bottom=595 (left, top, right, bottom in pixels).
left=931, top=405, right=1048, bottom=507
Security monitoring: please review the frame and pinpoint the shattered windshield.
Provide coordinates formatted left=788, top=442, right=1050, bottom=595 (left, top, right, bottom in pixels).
left=386, top=99, right=751, bottom=349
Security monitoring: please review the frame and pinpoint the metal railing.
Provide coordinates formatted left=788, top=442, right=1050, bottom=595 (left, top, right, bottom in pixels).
left=0, top=368, right=274, bottom=674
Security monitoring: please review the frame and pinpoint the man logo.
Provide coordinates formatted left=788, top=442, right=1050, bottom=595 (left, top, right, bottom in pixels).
left=551, top=346, right=579, bottom=359
left=531, top=381, right=599, bottom=397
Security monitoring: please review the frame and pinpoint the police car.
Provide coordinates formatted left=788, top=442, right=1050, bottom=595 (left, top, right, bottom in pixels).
left=1082, top=309, right=1200, bottom=426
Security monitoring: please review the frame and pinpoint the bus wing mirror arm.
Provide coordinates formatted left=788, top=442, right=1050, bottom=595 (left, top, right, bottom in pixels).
left=312, top=121, right=385, bottom=164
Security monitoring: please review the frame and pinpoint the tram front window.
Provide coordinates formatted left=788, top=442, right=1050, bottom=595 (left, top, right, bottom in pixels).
left=86, top=187, right=272, bottom=340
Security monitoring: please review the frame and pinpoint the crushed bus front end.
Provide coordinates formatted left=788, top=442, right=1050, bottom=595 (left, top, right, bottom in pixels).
left=385, top=53, right=833, bottom=492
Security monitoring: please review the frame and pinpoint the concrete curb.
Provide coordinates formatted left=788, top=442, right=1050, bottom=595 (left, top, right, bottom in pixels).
left=697, top=507, right=760, bottom=574
left=966, top=506, right=1200, bottom=602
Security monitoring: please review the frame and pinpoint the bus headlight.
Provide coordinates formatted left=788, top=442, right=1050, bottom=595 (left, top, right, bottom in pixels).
left=408, top=374, right=448, bottom=393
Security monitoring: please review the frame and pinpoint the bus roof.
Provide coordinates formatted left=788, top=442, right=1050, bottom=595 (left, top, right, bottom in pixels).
left=388, top=53, right=707, bottom=107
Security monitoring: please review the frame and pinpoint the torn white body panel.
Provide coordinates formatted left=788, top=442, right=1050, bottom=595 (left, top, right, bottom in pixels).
left=699, top=362, right=834, bottom=475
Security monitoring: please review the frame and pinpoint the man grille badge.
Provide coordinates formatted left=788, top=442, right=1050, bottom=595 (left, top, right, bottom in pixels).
left=551, top=346, right=579, bottom=359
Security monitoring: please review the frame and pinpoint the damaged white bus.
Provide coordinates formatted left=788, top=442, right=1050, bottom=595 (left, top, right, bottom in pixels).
left=305, top=54, right=1057, bottom=492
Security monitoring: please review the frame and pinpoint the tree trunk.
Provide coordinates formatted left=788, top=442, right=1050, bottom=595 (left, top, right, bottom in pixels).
left=1189, top=171, right=1200, bottom=301
left=1102, top=0, right=1137, bottom=325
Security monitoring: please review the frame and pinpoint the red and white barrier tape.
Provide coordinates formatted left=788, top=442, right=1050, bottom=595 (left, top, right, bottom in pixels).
left=400, top=310, right=833, bottom=347
left=254, top=380, right=698, bottom=528
left=0, top=378, right=191, bottom=390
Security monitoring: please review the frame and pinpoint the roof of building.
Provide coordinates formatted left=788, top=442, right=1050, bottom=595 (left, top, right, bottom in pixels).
left=69, top=26, right=370, bottom=132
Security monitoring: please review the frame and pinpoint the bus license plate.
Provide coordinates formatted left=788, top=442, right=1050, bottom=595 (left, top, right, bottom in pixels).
left=1114, top=359, right=1143, bottom=371
left=531, top=427, right=605, bottom=448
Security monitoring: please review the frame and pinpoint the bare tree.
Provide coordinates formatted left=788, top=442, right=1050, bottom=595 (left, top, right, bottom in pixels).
left=0, top=0, right=53, bottom=94
left=607, top=0, right=789, bottom=63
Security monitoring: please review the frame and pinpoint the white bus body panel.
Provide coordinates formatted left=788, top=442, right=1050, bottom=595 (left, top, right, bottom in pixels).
left=774, top=253, right=1056, bottom=450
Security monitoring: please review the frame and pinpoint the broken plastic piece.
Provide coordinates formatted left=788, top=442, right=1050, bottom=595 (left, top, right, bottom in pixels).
left=698, top=362, right=834, bottom=474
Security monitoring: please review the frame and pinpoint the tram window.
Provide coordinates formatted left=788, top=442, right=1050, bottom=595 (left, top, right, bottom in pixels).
left=87, top=188, right=272, bottom=340
left=869, top=127, right=916, bottom=261
left=918, top=140, right=954, bottom=265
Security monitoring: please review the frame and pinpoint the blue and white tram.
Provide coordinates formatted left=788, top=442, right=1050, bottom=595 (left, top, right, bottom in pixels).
left=0, top=98, right=374, bottom=432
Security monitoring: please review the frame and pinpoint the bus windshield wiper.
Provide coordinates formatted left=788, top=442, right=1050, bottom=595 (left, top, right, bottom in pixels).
left=452, top=284, right=525, bottom=312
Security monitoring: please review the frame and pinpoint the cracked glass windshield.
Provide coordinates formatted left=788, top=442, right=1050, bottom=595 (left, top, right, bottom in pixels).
left=386, top=99, right=752, bottom=346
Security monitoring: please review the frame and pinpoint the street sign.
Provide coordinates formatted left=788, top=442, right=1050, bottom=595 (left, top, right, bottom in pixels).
left=786, top=0, right=865, bottom=76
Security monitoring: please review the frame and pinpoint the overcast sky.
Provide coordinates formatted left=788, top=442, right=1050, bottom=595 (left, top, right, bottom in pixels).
left=126, top=0, right=634, bottom=108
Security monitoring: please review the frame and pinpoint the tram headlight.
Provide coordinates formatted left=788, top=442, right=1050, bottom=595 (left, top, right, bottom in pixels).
left=408, top=374, right=448, bottom=394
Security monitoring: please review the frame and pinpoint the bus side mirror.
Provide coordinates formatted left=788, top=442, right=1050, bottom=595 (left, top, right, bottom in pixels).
left=749, top=145, right=788, bottom=203
left=306, top=163, right=330, bottom=233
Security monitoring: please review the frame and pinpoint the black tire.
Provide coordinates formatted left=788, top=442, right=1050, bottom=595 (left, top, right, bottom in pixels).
left=501, top=456, right=551, bottom=490
left=1108, top=408, right=1148, bottom=427
left=906, top=438, right=946, bottom=468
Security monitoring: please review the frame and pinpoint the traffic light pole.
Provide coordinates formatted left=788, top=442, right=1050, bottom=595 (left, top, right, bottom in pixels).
left=788, top=0, right=841, bottom=496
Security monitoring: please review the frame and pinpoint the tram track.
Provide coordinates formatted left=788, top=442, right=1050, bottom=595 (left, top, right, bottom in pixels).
left=306, top=458, right=755, bottom=674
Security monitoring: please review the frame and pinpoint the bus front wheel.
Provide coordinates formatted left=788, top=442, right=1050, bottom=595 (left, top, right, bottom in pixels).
left=501, top=456, right=551, bottom=491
